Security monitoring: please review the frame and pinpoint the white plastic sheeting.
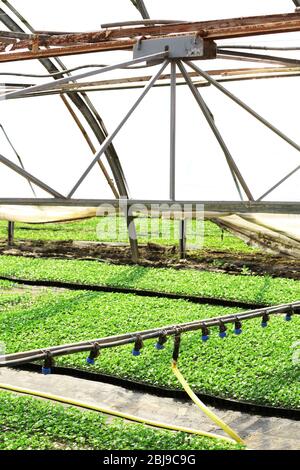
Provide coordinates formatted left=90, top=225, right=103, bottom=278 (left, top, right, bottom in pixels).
left=212, top=213, right=300, bottom=258
left=0, top=206, right=97, bottom=224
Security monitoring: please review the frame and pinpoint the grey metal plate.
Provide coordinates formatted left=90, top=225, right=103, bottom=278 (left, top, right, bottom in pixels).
left=133, top=36, right=216, bottom=60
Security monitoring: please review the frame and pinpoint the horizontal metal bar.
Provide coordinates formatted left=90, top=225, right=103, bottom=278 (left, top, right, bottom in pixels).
left=101, top=20, right=187, bottom=28
left=0, top=30, right=48, bottom=40
left=1, top=199, right=300, bottom=214
left=217, top=44, right=300, bottom=51
left=217, top=49, right=300, bottom=67
left=2, top=66, right=300, bottom=100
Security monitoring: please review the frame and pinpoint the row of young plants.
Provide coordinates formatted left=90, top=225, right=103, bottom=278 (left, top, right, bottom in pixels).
left=0, top=392, right=242, bottom=450
left=0, top=218, right=256, bottom=253
left=1, top=288, right=299, bottom=409
left=0, top=255, right=299, bottom=305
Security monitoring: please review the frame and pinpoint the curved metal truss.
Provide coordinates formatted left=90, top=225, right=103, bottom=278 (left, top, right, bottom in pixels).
left=1, top=1, right=300, bottom=260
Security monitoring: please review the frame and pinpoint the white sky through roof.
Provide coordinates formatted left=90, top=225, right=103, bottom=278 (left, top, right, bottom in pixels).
left=0, top=0, right=299, bottom=202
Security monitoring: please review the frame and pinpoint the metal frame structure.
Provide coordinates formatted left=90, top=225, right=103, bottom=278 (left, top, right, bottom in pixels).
left=1, top=1, right=300, bottom=260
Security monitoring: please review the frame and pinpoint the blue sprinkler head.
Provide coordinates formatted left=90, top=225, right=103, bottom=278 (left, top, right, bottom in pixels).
left=86, top=357, right=95, bottom=365
left=132, top=335, right=143, bottom=357
left=132, top=349, right=141, bottom=357
left=219, top=321, right=227, bottom=339
left=261, top=312, right=270, bottom=328
left=285, top=307, right=293, bottom=322
left=155, top=333, right=168, bottom=350
left=234, top=319, right=242, bottom=335
left=42, top=352, right=54, bottom=375
left=234, top=328, right=242, bottom=335
left=86, top=344, right=100, bottom=366
left=201, top=324, right=210, bottom=342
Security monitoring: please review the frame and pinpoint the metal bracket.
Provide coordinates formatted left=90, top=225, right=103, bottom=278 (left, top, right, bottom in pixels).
left=133, top=36, right=216, bottom=62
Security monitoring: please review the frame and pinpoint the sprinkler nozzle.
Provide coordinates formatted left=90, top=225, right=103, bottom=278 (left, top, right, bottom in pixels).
left=201, top=323, right=210, bottom=342
left=132, top=335, right=144, bottom=357
left=219, top=321, right=227, bottom=339
left=42, top=351, right=54, bottom=375
left=234, top=318, right=242, bottom=335
left=261, top=312, right=270, bottom=328
left=155, top=333, right=168, bottom=350
left=86, top=344, right=100, bottom=366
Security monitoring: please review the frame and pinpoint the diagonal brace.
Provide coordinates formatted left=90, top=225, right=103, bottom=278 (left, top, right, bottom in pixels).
left=133, top=0, right=150, bottom=19
left=258, top=163, right=300, bottom=201
left=186, top=60, right=300, bottom=162
left=1, top=52, right=167, bottom=102
left=68, top=60, right=169, bottom=198
left=0, top=153, right=65, bottom=198
left=177, top=61, right=254, bottom=201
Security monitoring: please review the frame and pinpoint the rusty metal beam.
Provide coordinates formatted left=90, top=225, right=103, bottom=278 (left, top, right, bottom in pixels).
left=0, top=40, right=135, bottom=63
left=13, top=12, right=300, bottom=43
left=1, top=12, right=300, bottom=62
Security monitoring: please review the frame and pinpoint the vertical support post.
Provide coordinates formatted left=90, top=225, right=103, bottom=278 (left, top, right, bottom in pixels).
left=8, top=221, right=14, bottom=246
left=170, top=61, right=177, bottom=201
left=127, top=212, right=139, bottom=263
left=179, top=218, right=187, bottom=260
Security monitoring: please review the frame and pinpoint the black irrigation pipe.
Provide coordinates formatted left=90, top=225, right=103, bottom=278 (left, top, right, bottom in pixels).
left=16, top=363, right=300, bottom=420
left=0, top=275, right=267, bottom=310
left=2, top=301, right=299, bottom=419
left=1, top=302, right=299, bottom=367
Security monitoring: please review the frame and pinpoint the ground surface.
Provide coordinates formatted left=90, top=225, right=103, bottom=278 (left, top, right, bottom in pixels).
left=0, top=219, right=256, bottom=252
left=0, top=218, right=299, bottom=450
left=1, top=216, right=300, bottom=279
left=2, top=239, right=300, bottom=279
left=1, top=368, right=298, bottom=451
left=0, top=388, right=239, bottom=451
left=0, top=281, right=299, bottom=409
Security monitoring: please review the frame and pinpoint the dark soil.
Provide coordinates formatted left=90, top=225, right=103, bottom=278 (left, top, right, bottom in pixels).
left=1, top=239, right=300, bottom=279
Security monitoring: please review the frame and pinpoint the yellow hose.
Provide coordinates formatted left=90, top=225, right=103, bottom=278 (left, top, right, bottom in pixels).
left=171, top=362, right=245, bottom=445
left=0, top=382, right=237, bottom=445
